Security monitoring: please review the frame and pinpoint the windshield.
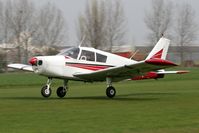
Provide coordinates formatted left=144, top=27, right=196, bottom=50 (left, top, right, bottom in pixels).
left=58, top=47, right=80, bottom=59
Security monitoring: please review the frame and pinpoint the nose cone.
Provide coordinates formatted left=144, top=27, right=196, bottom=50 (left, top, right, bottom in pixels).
left=29, top=57, right=37, bottom=65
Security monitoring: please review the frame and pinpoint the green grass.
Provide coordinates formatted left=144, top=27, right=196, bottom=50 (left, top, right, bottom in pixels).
left=0, top=68, right=199, bottom=133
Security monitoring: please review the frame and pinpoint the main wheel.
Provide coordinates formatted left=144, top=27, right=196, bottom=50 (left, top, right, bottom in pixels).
left=106, top=86, right=116, bottom=98
left=56, top=87, right=67, bottom=98
left=41, top=86, right=52, bottom=98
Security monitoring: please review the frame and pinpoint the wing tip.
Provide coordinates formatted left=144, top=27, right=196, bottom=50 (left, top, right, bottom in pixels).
left=176, top=70, right=190, bottom=74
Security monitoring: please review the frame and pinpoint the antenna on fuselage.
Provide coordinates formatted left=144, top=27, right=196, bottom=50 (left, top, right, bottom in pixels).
left=78, top=36, right=86, bottom=47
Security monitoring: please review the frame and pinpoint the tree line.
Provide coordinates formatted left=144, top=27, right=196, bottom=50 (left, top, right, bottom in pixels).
left=78, top=0, right=198, bottom=65
left=0, top=0, right=198, bottom=70
left=0, top=0, right=66, bottom=46
left=77, top=0, right=126, bottom=52
left=0, top=0, right=66, bottom=69
left=145, top=0, right=198, bottom=65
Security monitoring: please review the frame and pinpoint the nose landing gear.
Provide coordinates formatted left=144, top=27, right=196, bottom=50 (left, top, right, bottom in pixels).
left=41, top=78, right=52, bottom=98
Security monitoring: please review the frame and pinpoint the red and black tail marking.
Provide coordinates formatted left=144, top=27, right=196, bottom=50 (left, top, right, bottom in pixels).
left=146, top=37, right=170, bottom=60
left=150, top=49, right=163, bottom=59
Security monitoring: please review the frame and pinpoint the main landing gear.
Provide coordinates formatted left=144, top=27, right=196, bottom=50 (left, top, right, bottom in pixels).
left=56, top=80, right=68, bottom=98
left=106, top=77, right=116, bottom=98
left=41, top=78, right=68, bottom=98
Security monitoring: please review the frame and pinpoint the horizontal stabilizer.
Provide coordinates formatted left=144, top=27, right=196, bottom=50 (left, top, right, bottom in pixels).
left=157, top=70, right=189, bottom=74
left=130, top=70, right=189, bottom=80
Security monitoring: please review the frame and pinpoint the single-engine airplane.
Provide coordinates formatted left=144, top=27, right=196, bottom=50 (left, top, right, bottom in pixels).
left=8, top=37, right=188, bottom=98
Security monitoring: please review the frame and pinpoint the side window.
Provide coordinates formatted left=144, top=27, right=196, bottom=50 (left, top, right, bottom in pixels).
left=80, top=50, right=95, bottom=61
left=96, top=53, right=107, bottom=63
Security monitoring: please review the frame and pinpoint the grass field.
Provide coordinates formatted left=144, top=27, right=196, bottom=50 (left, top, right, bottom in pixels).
left=0, top=68, right=199, bottom=133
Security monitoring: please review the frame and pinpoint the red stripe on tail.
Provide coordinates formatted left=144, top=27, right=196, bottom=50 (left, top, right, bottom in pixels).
left=150, top=49, right=163, bottom=59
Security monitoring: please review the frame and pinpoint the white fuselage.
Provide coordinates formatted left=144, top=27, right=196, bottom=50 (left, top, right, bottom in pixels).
left=32, top=47, right=137, bottom=81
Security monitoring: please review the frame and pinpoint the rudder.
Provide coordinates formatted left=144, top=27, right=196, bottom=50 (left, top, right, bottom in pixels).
left=146, top=37, right=170, bottom=60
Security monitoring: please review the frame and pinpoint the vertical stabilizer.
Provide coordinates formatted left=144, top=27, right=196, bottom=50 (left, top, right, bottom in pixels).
left=146, top=37, right=170, bottom=60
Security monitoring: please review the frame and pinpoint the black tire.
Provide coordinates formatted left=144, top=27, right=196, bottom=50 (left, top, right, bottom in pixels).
left=56, top=87, right=67, bottom=98
left=106, top=86, right=116, bottom=98
left=41, top=86, right=52, bottom=98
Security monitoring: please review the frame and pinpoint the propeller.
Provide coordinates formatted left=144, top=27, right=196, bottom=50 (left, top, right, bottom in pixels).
left=29, top=57, right=38, bottom=66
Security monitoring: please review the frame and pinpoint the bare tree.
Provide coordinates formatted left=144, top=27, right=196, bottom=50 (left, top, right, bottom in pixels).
left=0, top=0, right=35, bottom=63
left=77, top=0, right=106, bottom=49
left=0, top=50, right=6, bottom=72
left=0, top=0, right=67, bottom=64
left=145, top=0, right=173, bottom=44
left=0, top=1, right=9, bottom=70
left=0, top=1, right=8, bottom=42
left=34, top=2, right=66, bottom=46
left=77, top=0, right=126, bottom=50
left=175, top=3, right=198, bottom=65
left=105, top=0, right=126, bottom=52
left=8, top=0, right=35, bottom=39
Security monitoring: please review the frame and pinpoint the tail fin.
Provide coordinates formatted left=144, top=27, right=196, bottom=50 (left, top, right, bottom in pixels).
left=146, top=37, right=170, bottom=60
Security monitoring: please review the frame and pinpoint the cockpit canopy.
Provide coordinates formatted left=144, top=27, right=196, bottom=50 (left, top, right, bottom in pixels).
left=58, top=47, right=80, bottom=59
left=58, top=47, right=107, bottom=63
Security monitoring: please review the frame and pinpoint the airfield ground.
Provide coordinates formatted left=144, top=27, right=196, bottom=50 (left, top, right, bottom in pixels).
left=0, top=68, right=199, bottom=133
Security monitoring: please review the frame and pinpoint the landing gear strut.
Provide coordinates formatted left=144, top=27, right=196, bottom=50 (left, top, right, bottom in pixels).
left=56, top=80, right=68, bottom=98
left=41, top=78, right=52, bottom=98
left=106, top=77, right=116, bottom=98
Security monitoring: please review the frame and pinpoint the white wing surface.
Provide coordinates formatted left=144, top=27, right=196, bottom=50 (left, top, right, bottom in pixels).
left=7, top=64, right=33, bottom=72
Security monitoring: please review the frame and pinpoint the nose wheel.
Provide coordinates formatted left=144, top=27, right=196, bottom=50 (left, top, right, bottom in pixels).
left=41, top=86, right=52, bottom=97
left=41, top=78, right=52, bottom=98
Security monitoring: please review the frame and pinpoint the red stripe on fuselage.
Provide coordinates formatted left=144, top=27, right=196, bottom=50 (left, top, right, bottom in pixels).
left=66, top=63, right=112, bottom=71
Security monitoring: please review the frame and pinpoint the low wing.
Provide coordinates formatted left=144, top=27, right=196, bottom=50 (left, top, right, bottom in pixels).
left=7, top=64, right=33, bottom=72
left=74, top=58, right=177, bottom=82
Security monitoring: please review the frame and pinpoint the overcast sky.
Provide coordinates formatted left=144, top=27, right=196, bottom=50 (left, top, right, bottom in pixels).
left=35, top=0, right=199, bottom=45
